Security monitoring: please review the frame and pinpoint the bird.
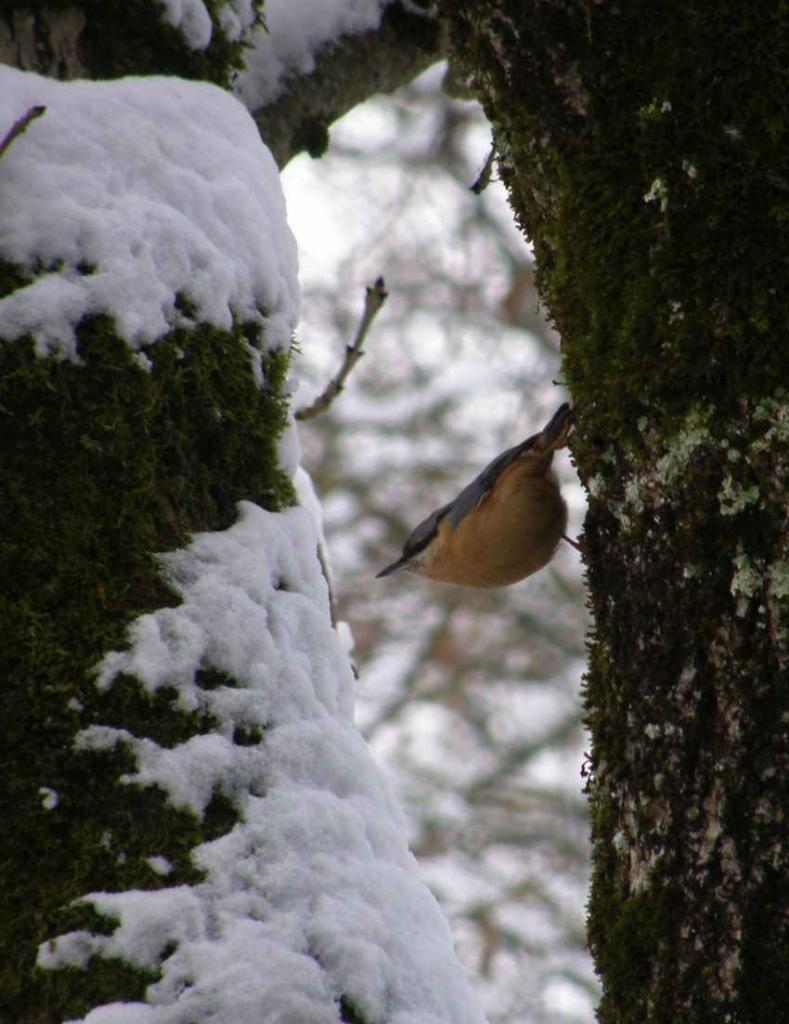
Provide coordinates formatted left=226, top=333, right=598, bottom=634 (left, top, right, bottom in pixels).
left=376, top=403, right=574, bottom=588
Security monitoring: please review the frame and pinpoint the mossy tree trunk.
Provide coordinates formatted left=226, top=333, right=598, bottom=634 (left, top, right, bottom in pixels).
left=444, top=3, right=789, bottom=1021
left=0, top=5, right=447, bottom=1020
left=1, top=324, right=293, bottom=1020
left=0, top=4, right=294, bottom=1019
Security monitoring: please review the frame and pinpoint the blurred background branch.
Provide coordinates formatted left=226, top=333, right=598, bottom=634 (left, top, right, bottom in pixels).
left=282, top=65, right=594, bottom=1024
left=296, top=277, right=388, bottom=421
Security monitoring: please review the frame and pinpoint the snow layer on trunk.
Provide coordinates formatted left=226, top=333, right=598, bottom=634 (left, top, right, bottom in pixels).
left=153, top=0, right=257, bottom=49
left=0, top=68, right=299, bottom=359
left=41, top=503, right=485, bottom=1024
left=235, top=0, right=390, bottom=109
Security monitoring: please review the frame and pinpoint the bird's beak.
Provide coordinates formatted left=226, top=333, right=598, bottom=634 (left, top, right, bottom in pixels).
left=375, top=556, right=408, bottom=579
left=539, top=403, right=574, bottom=452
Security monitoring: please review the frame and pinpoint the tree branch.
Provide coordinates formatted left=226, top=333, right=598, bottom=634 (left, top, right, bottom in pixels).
left=249, top=3, right=448, bottom=168
left=0, top=105, right=46, bottom=162
left=470, top=143, right=496, bottom=194
left=296, top=277, right=388, bottom=422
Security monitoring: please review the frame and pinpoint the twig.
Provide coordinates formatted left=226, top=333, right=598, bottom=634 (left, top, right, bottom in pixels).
left=562, top=533, right=583, bottom=553
left=470, top=144, right=496, bottom=194
left=296, top=276, right=388, bottom=421
left=0, top=105, right=46, bottom=162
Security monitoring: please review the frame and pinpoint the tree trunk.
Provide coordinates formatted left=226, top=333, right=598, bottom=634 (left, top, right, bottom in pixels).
left=1, top=321, right=293, bottom=1019
left=0, top=0, right=251, bottom=84
left=0, top=6, right=483, bottom=1023
left=444, top=2, right=789, bottom=1021
left=0, top=10, right=292, bottom=1016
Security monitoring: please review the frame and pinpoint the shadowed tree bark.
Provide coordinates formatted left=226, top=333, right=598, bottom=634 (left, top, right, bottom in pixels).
left=442, top=2, right=789, bottom=1021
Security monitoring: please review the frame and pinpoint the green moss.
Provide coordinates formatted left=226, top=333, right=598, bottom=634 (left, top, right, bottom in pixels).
left=0, top=310, right=293, bottom=1019
left=295, top=119, right=331, bottom=159
left=339, top=994, right=370, bottom=1024
left=38, top=0, right=263, bottom=86
left=450, top=1, right=789, bottom=463
left=195, top=666, right=239, bottom=690
left=595, top=890, right=664, bottom=1019
left=34, top=959, right=162, bottom=1023
left=446, top=5, right=789, bottom=1020
left=95, top=678, right=218, bottom=748
left=0, top=259, right=32, bottom=298
left=232, top=722, right=265, bottom=746
left=202, top=792, right=242, bottom=841
left=0, top=259, right=99, bottom=304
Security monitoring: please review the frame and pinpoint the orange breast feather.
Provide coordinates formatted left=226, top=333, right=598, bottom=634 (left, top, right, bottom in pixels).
left=419, top=458, right=567, bottom=588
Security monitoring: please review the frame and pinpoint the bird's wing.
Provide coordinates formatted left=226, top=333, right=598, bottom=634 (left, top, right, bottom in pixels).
left=375, top=501, right=454, bottom=577
left=447, top=443, right=529, bottom=529
left=448, top=403, right=572, bottom=530
left=401, top=501, right=454, bottom=559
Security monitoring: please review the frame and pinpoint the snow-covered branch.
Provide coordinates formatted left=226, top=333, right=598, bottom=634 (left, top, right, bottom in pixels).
left=237, top=1, right=447, bottom=167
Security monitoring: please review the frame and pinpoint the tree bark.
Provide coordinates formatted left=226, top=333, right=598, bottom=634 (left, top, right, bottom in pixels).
left=0, top=0, right=252, bottom=84
left=443, top=2, right=789, bottom=1021
left=0, top=2, right=447, bottom=167
left=250, top=2, right=446, bottom=168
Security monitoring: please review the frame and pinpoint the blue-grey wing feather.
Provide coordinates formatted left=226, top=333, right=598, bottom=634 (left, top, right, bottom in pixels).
left=449, top=402, right=571, bottom=528
left=449, top=438, right=534, bottom=528
left=401, top=501, right=454, bottom=558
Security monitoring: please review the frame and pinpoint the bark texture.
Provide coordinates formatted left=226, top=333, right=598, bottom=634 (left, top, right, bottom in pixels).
left=444, top=3, right=789, bottom=1022
left=0, top=0, right=255, bottom=84
left=251, top=2, right=446, bottom=168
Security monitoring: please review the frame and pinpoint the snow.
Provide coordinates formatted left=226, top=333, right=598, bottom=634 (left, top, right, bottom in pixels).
left=153, top=0, right=257, bottom=49
left=218, top=0, right=258, bottom=43
left=235, top=0, right=390, bottom=109
left=0, top=67, right=299, bottom=360
left=146, top=856, right=173, bottom=877
left=39, top=502, right=485, bottom=1024
left=294, top=465, right=332, bottom=567
left=277, top=409, right=303, bottom=478
left=2, top=53, right=484, bottom=1024
left=154, top=0, right=213, bottom=49
left=39, top=786, right=59, bottom=810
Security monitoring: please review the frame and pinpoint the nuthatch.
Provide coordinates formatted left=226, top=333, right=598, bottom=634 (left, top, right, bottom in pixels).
left=376, top=403, right=574, bottom=588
